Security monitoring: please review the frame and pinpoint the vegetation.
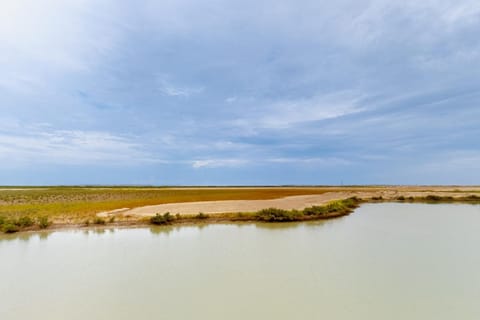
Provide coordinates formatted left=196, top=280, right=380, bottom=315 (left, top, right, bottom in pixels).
left=93, top=217, right=106, bottom=225
left=195, top=212, right=209, bottom=219
left=16, top=216, right=34, bottom=227
left=150, top=212, right=175, bottom=225
left=255, top=208, right=303, bottom=222
left=255, top=198, right=361, bottom=222
left=38, top=216, right=51, bottom=229
left=0, top=186, right=358, bottom=223
left=1, top=186, right=480, bottom=233
left=2, top=222, right=20, bottom=233
left=416, top=195, right=479, bottom=203
left=0, top=215, right=51, bottom=233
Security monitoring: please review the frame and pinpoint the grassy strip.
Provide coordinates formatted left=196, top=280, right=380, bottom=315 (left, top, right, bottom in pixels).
left=393, top=194, right=480, bottom=203
left=147, top=197, right=361, bottom=226
left=0, top=216, right=51, bottom=234
left=254, top=197, right=360, bottom=222
left=0, top=187, right=359, bottom=222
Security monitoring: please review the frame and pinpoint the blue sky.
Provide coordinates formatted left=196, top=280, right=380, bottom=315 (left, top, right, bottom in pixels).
left=1, top=0, right=479, bottom=185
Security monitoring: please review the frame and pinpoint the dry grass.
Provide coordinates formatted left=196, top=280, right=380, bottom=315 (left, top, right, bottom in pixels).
left=1, top=186, right=479, bottom=225
left=0, top=187, right=367, bottom=222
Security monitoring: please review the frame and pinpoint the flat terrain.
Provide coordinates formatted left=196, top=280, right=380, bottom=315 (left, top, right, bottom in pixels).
left=1, top=186, right=479, bottom=224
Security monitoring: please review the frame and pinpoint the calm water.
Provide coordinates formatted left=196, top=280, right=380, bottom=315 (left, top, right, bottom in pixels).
left=1, top=203, right=480, bottom=320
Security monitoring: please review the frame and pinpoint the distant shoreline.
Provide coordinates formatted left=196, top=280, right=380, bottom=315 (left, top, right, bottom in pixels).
left=1, top=186, right=479, bottom=235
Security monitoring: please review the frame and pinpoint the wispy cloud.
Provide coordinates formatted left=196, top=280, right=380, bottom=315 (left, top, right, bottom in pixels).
left=157, top=75, right=204, bottom=97
left=0, top=125, right=155, bottom=166
left=192, top=159, right=248, bottom=168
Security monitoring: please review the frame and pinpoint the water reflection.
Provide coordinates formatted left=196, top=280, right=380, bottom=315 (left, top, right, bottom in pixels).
left=0, top=230, right=53, bottom=242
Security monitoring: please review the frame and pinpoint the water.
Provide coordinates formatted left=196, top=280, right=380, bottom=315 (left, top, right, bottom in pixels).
left=1, top=203, right=480, bottom=319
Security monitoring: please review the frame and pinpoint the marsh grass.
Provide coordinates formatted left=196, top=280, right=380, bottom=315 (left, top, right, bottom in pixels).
left=0, top=187, right=354, bottom=223
left=150, top=212, right=175, bottom=225
left=195, top=212, right=209, bottom=219
left=93, top=217, right=106, bottom=225
left=37, top=216, right=51, bottom=229
left=255, top=198, right=361, bottom=222
left=414, top=195, right=480, bottom=203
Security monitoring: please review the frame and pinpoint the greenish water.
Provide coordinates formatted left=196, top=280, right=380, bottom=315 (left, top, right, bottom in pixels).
left=1, top=203, right=480, bottom=319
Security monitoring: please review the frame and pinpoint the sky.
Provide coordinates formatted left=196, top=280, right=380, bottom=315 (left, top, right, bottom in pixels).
left=1, top=0, right=479, bottom=185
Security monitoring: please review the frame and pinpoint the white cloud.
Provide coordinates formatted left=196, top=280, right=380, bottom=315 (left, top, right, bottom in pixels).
left=157, top=75, right=204, bottom=97
left=268, top=157, right=352, bottom=166
left=232, top=91, right=365, bottom=130
left=192, top=159, right=248, bottom=168
left=0, top=0, right=123, bottom=94
left=0, top=125, right=156, bottom=166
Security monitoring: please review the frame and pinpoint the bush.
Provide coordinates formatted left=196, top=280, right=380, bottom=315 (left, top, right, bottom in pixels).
left=0, top=216, right=5, bottom=226
left=195, top=212, right=209, bottom=219
left=303, top=206, right=328, bottom=216
left=2, top=223, right=20, bottom=233
left=16, top=216, right=34, bottom=227
left=38, top=216, right=51, bottom=229
left=150, top=212, right=174, bottom=225
left=93, top=217, right=106, bottom=225
left=109, top=216, right=115, bottom=223
left=425, top=195, right=442, bottom=201
left=397, top=196, right=405, bottom=201
left=256, top=208, right=303, bottom=222
left=465, top=195, right=480, bottom=201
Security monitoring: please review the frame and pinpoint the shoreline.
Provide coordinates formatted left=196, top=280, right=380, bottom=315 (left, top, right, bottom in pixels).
left=0, top=210, right=354, bottom=236
left=3, top=194, right=480, bottom=235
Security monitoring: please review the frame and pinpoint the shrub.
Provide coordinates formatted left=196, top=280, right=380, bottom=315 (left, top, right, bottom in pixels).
left=342, top=197, right=360, bottom=208
left=397, top=196, right=405, bottom=201
left=93, top=217, right=106, bottom=225
left=109, top=216, right=115, bottom=223
left=465, top=195, right=480, bottom=201
left=256, top=208, right=303, bottom=222
left=425, top=195, right=442, bottom=201
left=17, top=216, right=34, bottom=227
left=38, top=216, right=51, bottom=229
left=303, top=206, right=328, bottom=216
left=195, top=212, right=209, bottom=219
left=150, top=212, right=174, bottom=225
left=2, top=222, right=20, bottom=233
left=0, top=216, right=5, bottom=226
